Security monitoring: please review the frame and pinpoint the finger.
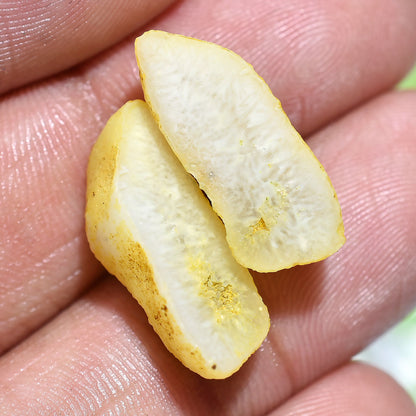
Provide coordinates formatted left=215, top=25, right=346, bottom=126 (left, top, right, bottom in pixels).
left=1, top=0, right=415, bottom=354
left=0, top=38, right=140, bottom=354
left=0, top=278, right=212, bottom=416
left=0, top=0, right=176, bottom=94
left=1, top=92, right=415, bottom=415
left=270, top=362, right=416, bottom=416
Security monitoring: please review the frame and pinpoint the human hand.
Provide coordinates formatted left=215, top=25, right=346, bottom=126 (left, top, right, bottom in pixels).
left=1, top=1, right=416, bottom=414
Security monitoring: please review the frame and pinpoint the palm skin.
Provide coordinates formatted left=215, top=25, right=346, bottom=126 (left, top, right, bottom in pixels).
left=1, top=0, right=416, bottom=414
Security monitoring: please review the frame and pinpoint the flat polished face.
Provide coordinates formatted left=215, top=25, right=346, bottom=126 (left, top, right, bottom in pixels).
left=85, top=100, right=269, bottom=379
left=135, top=30, right=345, bottom=273
left=86, top=30, right=345, bottom=379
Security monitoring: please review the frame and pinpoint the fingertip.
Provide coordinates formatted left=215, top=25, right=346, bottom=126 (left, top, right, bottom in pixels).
left=272, top=362, right=416, bottom=416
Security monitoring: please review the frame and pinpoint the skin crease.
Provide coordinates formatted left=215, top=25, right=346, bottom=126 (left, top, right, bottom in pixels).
left=0, top=0, right=176, bottom=94
left=0, top=0, right=416, bottom=414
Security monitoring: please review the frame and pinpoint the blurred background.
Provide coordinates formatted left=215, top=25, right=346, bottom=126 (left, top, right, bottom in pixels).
left=356, top=63, right=416, bottom=403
